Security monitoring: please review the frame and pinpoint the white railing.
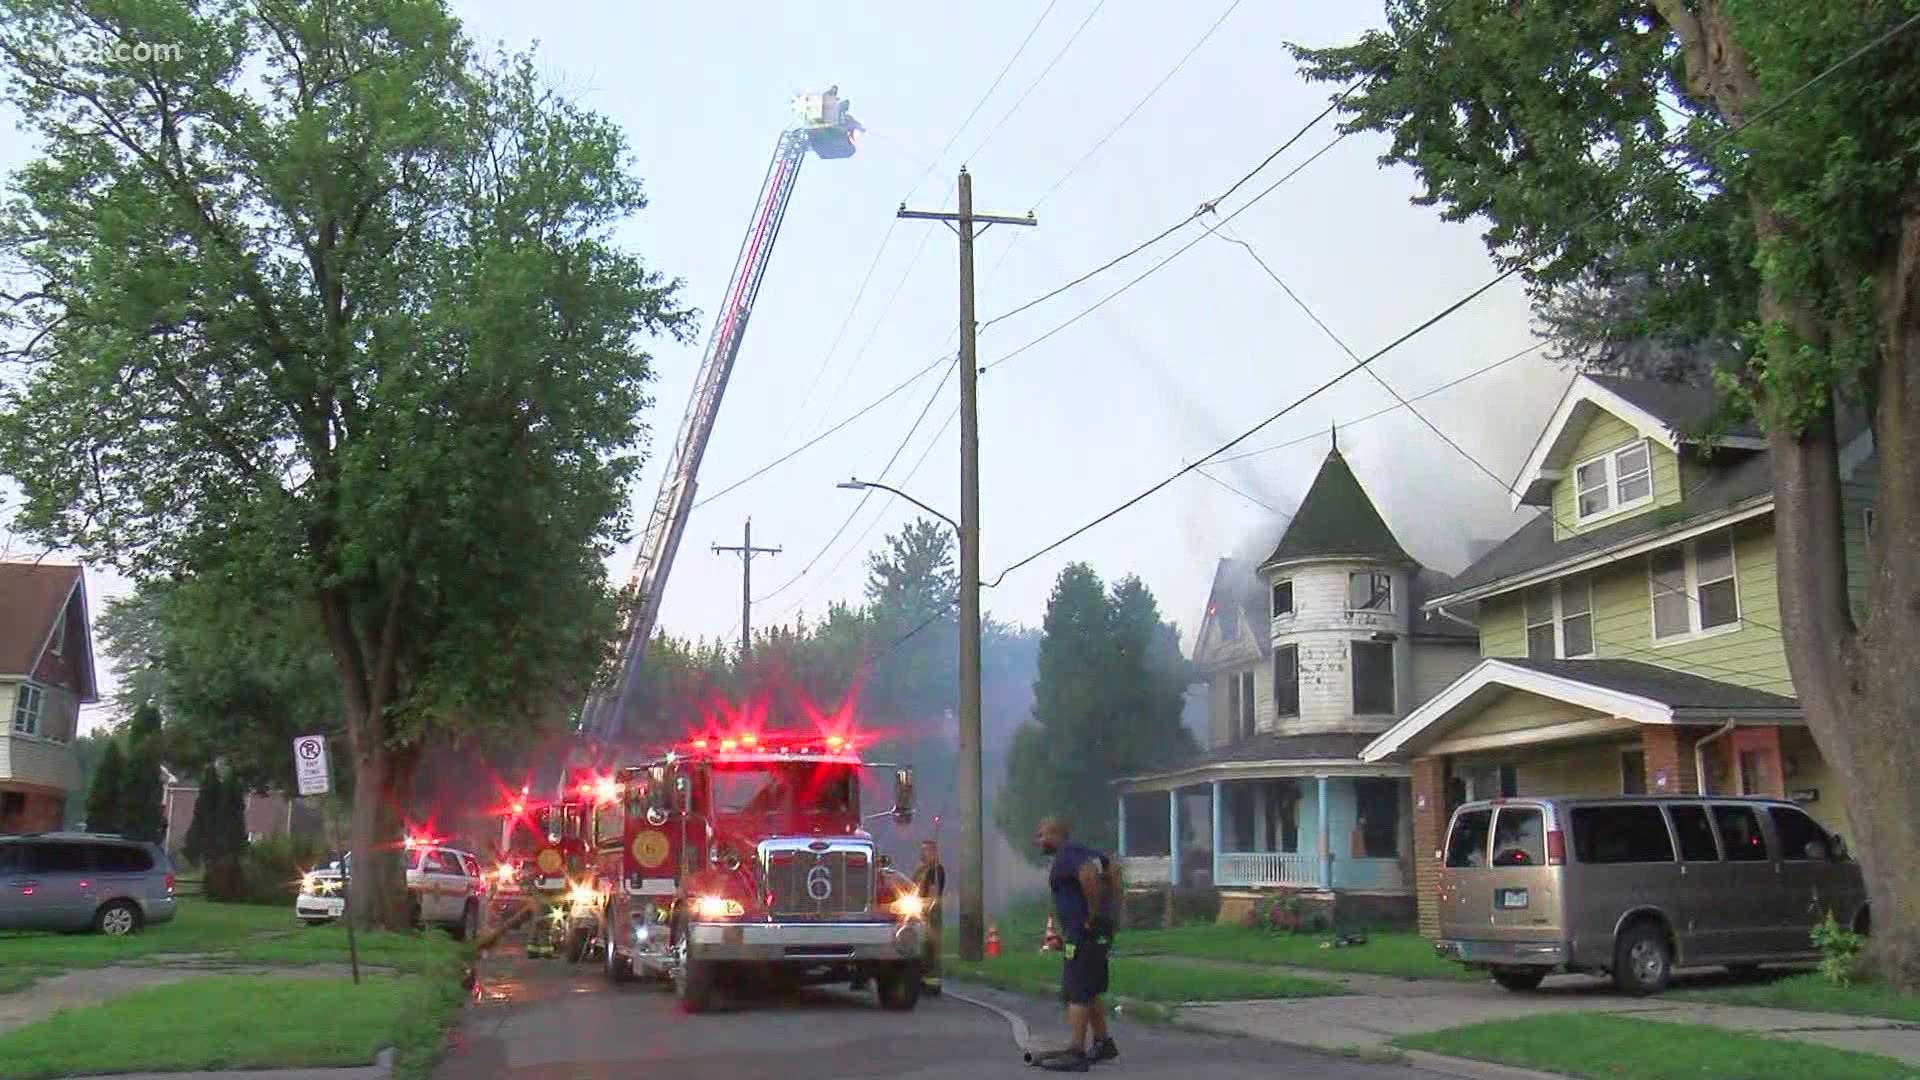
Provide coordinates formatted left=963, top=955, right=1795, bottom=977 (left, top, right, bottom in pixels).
left=1121, top=855, right=1171, bottom=885
left=1214, top=851, right=1324, bottom=888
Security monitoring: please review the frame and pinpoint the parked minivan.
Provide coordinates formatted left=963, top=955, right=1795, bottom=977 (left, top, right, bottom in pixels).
left=0, top=832, right=178, bottom=935
left=1434, top=796, right=1867, bottom=995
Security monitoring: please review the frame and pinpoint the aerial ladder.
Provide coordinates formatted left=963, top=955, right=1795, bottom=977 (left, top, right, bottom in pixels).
left=574, top=88, right=863, bottom=746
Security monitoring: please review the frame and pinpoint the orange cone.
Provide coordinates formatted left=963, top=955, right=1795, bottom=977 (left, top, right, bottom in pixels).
left=1041, top=914, right=1063, bottom=953
left=986, top=924, right=1001, bottom=958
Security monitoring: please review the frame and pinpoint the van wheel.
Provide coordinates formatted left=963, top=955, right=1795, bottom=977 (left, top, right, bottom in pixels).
left=1613, top=921, right=1672, bottom=996
left=95, top=900, right=141, bottom=937
left=1490, top=967, right=1546, bottom=992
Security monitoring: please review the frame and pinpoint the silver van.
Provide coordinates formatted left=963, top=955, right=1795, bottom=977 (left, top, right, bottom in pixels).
left=1435, top=796, right=1867, bottom=995
left=0, top=832, right=178, bottom=935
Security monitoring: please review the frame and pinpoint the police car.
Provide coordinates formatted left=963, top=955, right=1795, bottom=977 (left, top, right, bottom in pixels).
left=296, top=838, right=484, bottom=940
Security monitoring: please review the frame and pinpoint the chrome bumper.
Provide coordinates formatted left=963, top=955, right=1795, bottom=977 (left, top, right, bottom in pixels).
left=687, top=919, right=923, bottom=963
left=1437, top=938, right=1569, bottom=966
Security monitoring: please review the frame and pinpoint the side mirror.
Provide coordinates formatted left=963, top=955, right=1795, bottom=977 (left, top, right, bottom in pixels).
left=893, top=768, right=915, bottom=826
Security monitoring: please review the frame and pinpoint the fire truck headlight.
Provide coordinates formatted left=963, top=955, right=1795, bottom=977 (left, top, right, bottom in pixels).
left=691, top=895, right=744, bottom=920
left=301, top=873, right=318, bottom=894
left=890, top=892, right=925, bottom=920
left=632, top=924, right=652, bottom=946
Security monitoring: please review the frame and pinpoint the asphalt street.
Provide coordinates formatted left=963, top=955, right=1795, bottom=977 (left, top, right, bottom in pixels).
left=435, top=944, right=1462, bottom=1079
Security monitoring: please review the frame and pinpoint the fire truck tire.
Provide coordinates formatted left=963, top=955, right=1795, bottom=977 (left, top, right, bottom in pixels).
left=876, top=961, right=922, bottom=1011
left=673, top=933, right=716, bottom=1013
left=606, top=937, right=632, bottom=984
left=567, top=926, right=591, bottom=964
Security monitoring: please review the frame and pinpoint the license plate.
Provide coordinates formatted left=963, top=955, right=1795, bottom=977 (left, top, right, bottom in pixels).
left=1496, top=888, right=1528, bottom=910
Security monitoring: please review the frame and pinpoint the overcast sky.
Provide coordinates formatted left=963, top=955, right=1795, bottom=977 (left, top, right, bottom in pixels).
left=2, top=1, right=1572, bottom=735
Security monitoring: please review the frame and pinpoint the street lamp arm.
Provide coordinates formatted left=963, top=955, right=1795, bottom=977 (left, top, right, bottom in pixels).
left=840, top=477, right=959, bottom=534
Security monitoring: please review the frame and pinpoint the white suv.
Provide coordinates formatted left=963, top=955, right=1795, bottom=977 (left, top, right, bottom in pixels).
left=297, top=843, right=484, bottom=940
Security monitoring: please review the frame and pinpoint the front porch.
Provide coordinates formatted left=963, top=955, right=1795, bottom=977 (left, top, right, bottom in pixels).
left=1115, top=734, right=1413, bottom=894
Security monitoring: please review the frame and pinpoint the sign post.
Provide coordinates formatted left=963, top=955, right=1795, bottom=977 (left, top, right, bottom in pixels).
left=294, top=735, right=358, bottom=985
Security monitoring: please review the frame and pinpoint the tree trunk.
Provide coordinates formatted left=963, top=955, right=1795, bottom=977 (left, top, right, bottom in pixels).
left=346, top=727, right=409, bottom=930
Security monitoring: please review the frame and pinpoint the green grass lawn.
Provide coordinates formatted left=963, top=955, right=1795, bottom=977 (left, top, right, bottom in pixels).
left=948, top=948, right=1344, bottom=1002
left=1684, top=973, right=1920, bottom=1024
left=1397, top=1014, right=1918, bottom=1080
left=0, top=972, right=464, bottom=1080
left=1116, top=924, right=1477, bottom=981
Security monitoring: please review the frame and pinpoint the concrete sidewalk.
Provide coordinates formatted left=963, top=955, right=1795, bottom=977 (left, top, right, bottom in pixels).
left=1155, top=959, right=1920, bottom=1066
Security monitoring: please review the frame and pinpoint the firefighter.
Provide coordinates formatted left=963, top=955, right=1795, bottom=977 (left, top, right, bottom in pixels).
left=914, top=838, right=947, bottom=996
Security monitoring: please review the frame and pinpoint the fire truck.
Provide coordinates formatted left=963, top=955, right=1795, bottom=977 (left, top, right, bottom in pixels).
left=495, top=772, right=608, bottom=959
left=589, top=731, right=927, bottom=1013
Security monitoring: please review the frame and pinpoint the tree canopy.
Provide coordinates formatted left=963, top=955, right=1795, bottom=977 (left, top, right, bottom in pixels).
left=0, top=0, right=692, bottom=926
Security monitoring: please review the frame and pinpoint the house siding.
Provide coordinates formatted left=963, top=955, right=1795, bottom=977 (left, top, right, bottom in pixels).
left=29, top=595, right=87, bottom=698
left=1, top=682, right=81, bottom=791
left=1779, top=727, right=1851, bottom=839
left=1467, top=519, right=1791, bottom=695
left=1552, top=410, right=1684, bottom=541
left=1439, top=691, right=1607, bottom=746
left=1450, top=739, right=1637, bottom=797
left=1267, top=561, right=1414, bottom=735
left=1411, top=640, right=1478, bottom=706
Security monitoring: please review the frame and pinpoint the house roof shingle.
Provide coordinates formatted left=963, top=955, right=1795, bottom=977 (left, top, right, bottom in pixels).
left=1499, top=657, right=1799, bottom=712
left=1441, top=450, right=1776, bottom=598
left=0, top=562, right=82, bottom=674
left=1586, top=375, right=1760, bottom=439
left=1261, top=447, right=1413, bottom=567
left=1120, top=732, right=1378, bottom=787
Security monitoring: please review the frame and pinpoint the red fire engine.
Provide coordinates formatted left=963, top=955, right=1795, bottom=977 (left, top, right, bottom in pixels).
left=493, top=771, right=610, bottom=959
left=590, top=730, right=926, bottom=1013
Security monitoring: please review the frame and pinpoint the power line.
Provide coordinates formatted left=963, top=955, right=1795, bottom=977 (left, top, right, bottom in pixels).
left=777, top=218, right=898, bottom=443
left=1029, top=0, right=1244, bottom=209
left=903, top=0, right=1064, bottom=203
left=963, top=0, right=1110, bottom=165
left=981, top=8, right=1918, bottom=592
left=1192, top=463, right=1286, bottom=516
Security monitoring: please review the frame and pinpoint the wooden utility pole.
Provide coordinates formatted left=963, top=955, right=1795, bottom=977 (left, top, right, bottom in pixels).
left=713, top=519, right=780, bottom=660
left=898, top=169, right=1035, bottom=963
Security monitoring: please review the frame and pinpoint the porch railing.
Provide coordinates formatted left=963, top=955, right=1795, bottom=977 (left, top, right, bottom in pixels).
left=1214, top=851, right=1323, bottom=888
left=1120, top=855, right=1170, bottom=885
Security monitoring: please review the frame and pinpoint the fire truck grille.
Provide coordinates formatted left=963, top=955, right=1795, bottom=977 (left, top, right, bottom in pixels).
left=763, top=847, right=871, bottom=918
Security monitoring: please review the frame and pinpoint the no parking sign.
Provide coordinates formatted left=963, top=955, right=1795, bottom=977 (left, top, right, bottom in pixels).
left=294, top=734, right=330, bottom=796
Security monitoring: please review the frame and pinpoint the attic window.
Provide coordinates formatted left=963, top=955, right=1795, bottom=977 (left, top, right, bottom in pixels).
left=1271, top=580, right=1294, bottom=619
left=12, top=683, right=45, bottom=736
left=1573, top=440, right=1654, bottom=522
left=48, top=608, right=66, bottom=658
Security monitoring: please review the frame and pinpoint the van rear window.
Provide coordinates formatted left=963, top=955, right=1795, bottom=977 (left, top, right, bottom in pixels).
left=1445, top=809, right=1492, bottom=868
left=1491, top=807, right=1545, bottom=866
left=1571, top=805, right=1674, bottom=864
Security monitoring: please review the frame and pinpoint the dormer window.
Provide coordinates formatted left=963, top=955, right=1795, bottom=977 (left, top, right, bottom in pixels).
left=1348, top=572, right=1392, bottom=613
left=1573, top=440, right=1654, bottom=522
left=1271, top=580, right=1294, bottom=619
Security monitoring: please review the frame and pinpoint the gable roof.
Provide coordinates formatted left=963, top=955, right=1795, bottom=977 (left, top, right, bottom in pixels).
left=1260, top=446, right=1413, bottom=568
left=1362, top=657, right=1801, bottom=762
left=0, top=563, right=95, bottom=696
left=1410, top=568, right=1478, bottom=640
left=1196, top=557, right=1272, bottom=667
left=1511, top=375, right=1766, bottom=507
left=1119, top=731, right=1381, bottom=787
left=1435, top=450, right=1776, bottom=604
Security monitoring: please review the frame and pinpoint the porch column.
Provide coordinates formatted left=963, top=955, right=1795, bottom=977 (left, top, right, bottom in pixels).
left=1643, top=726, right=1702, bottom=794
left=1210, top=780, right=1224, bottom=886
left=1168, top=788, right=1181, bottom=887
left=1410, top=756, right=1448, bottom=939
left=1316, top=775, right=1331, bottom=889
left=1116, top=795, right=1128, bottom=857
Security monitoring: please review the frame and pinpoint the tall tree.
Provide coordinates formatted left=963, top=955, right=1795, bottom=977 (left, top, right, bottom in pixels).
left=181, top=765, right=223, bottom=870
left=85, top=740, right=126, bottom=835
left=996, top=565, right=1195, bottom=859
left=118, top=704, right=168, bottom=843
left=0, top=1, right=690, bottom=927
left=1293, top=0, right=1920, bottom=985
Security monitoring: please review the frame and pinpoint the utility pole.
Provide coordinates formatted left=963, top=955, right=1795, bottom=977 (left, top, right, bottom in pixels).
left=898, top=169, right=1035, bottom=963
left=713, top=519, right=780, bottom=660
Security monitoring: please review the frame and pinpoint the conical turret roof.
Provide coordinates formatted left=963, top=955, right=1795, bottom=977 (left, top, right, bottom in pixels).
left=1261, top=445, right=1413, bottom=567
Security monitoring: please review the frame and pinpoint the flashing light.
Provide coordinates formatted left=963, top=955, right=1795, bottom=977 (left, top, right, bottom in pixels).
left=826, top=735, right=844, bottom=750
left=566, top=880, right=601, bottom=909
left=890, top=891, right=926, bottom=920
left=510, top=801, right=525, bottom=815
left=740, top=733, right=757, bottom=746
left=594, top=777, right=620, bottom=804
left=693, top=739, right=708, bottom=750
left=720, top=739, right=738, bottom=751
left=691, top=895, right=745, bottom=920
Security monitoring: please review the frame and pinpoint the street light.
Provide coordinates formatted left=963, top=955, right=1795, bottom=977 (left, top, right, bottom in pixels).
left=836, top=477, right=960, bottom=534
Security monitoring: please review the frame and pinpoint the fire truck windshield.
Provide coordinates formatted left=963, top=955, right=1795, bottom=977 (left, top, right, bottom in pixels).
left=711, top=762, right=855, bottom=817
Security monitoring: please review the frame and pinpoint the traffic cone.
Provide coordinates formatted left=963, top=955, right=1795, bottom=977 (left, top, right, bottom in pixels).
left=1041, top=914, right=1063, bottom=952
left=986, top=924, right=1001, bottom=958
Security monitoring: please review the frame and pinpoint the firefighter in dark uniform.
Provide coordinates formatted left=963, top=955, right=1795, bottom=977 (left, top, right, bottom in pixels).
left=914, top=838, right=947, bottom=995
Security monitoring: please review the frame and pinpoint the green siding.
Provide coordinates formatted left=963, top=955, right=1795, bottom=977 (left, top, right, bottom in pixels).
left=1551, top=409, right=1682, bottom=541
left=1842, top=451, right=1877, bottom=624
left=1472, top=518, right=1791, bottom=695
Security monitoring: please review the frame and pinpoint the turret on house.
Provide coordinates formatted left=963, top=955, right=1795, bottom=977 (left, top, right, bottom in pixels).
left=1115, top=442, right=1476, bottom=928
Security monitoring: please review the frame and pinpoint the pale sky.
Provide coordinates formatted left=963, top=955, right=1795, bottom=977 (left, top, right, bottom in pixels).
left=1, top=2, right=1569, bottom=734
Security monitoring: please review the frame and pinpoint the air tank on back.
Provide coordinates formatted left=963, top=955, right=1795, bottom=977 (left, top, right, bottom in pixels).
left=795, top=85, right=861, bottom=159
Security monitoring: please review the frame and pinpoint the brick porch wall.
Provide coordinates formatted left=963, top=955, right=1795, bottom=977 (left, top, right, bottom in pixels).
left=1642, top=726, right=1702, bottom=795
left=1, top=784, right=65, bottom=833
left=1410, top=756, right=1448, bottom=938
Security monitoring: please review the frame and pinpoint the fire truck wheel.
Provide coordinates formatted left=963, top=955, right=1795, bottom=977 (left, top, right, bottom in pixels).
left=876, top=961, right=922, bottom=1011
left=673, top=932, right=715, bottom=1013
left=606, top=937, right=632, bottom=984
left=567, top=926, right=591, bottom=964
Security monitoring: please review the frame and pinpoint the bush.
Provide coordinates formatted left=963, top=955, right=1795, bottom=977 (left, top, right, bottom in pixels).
left=1811, top=912, right=1865, bottom=987
left=239, top=835, right=331, bottom=906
